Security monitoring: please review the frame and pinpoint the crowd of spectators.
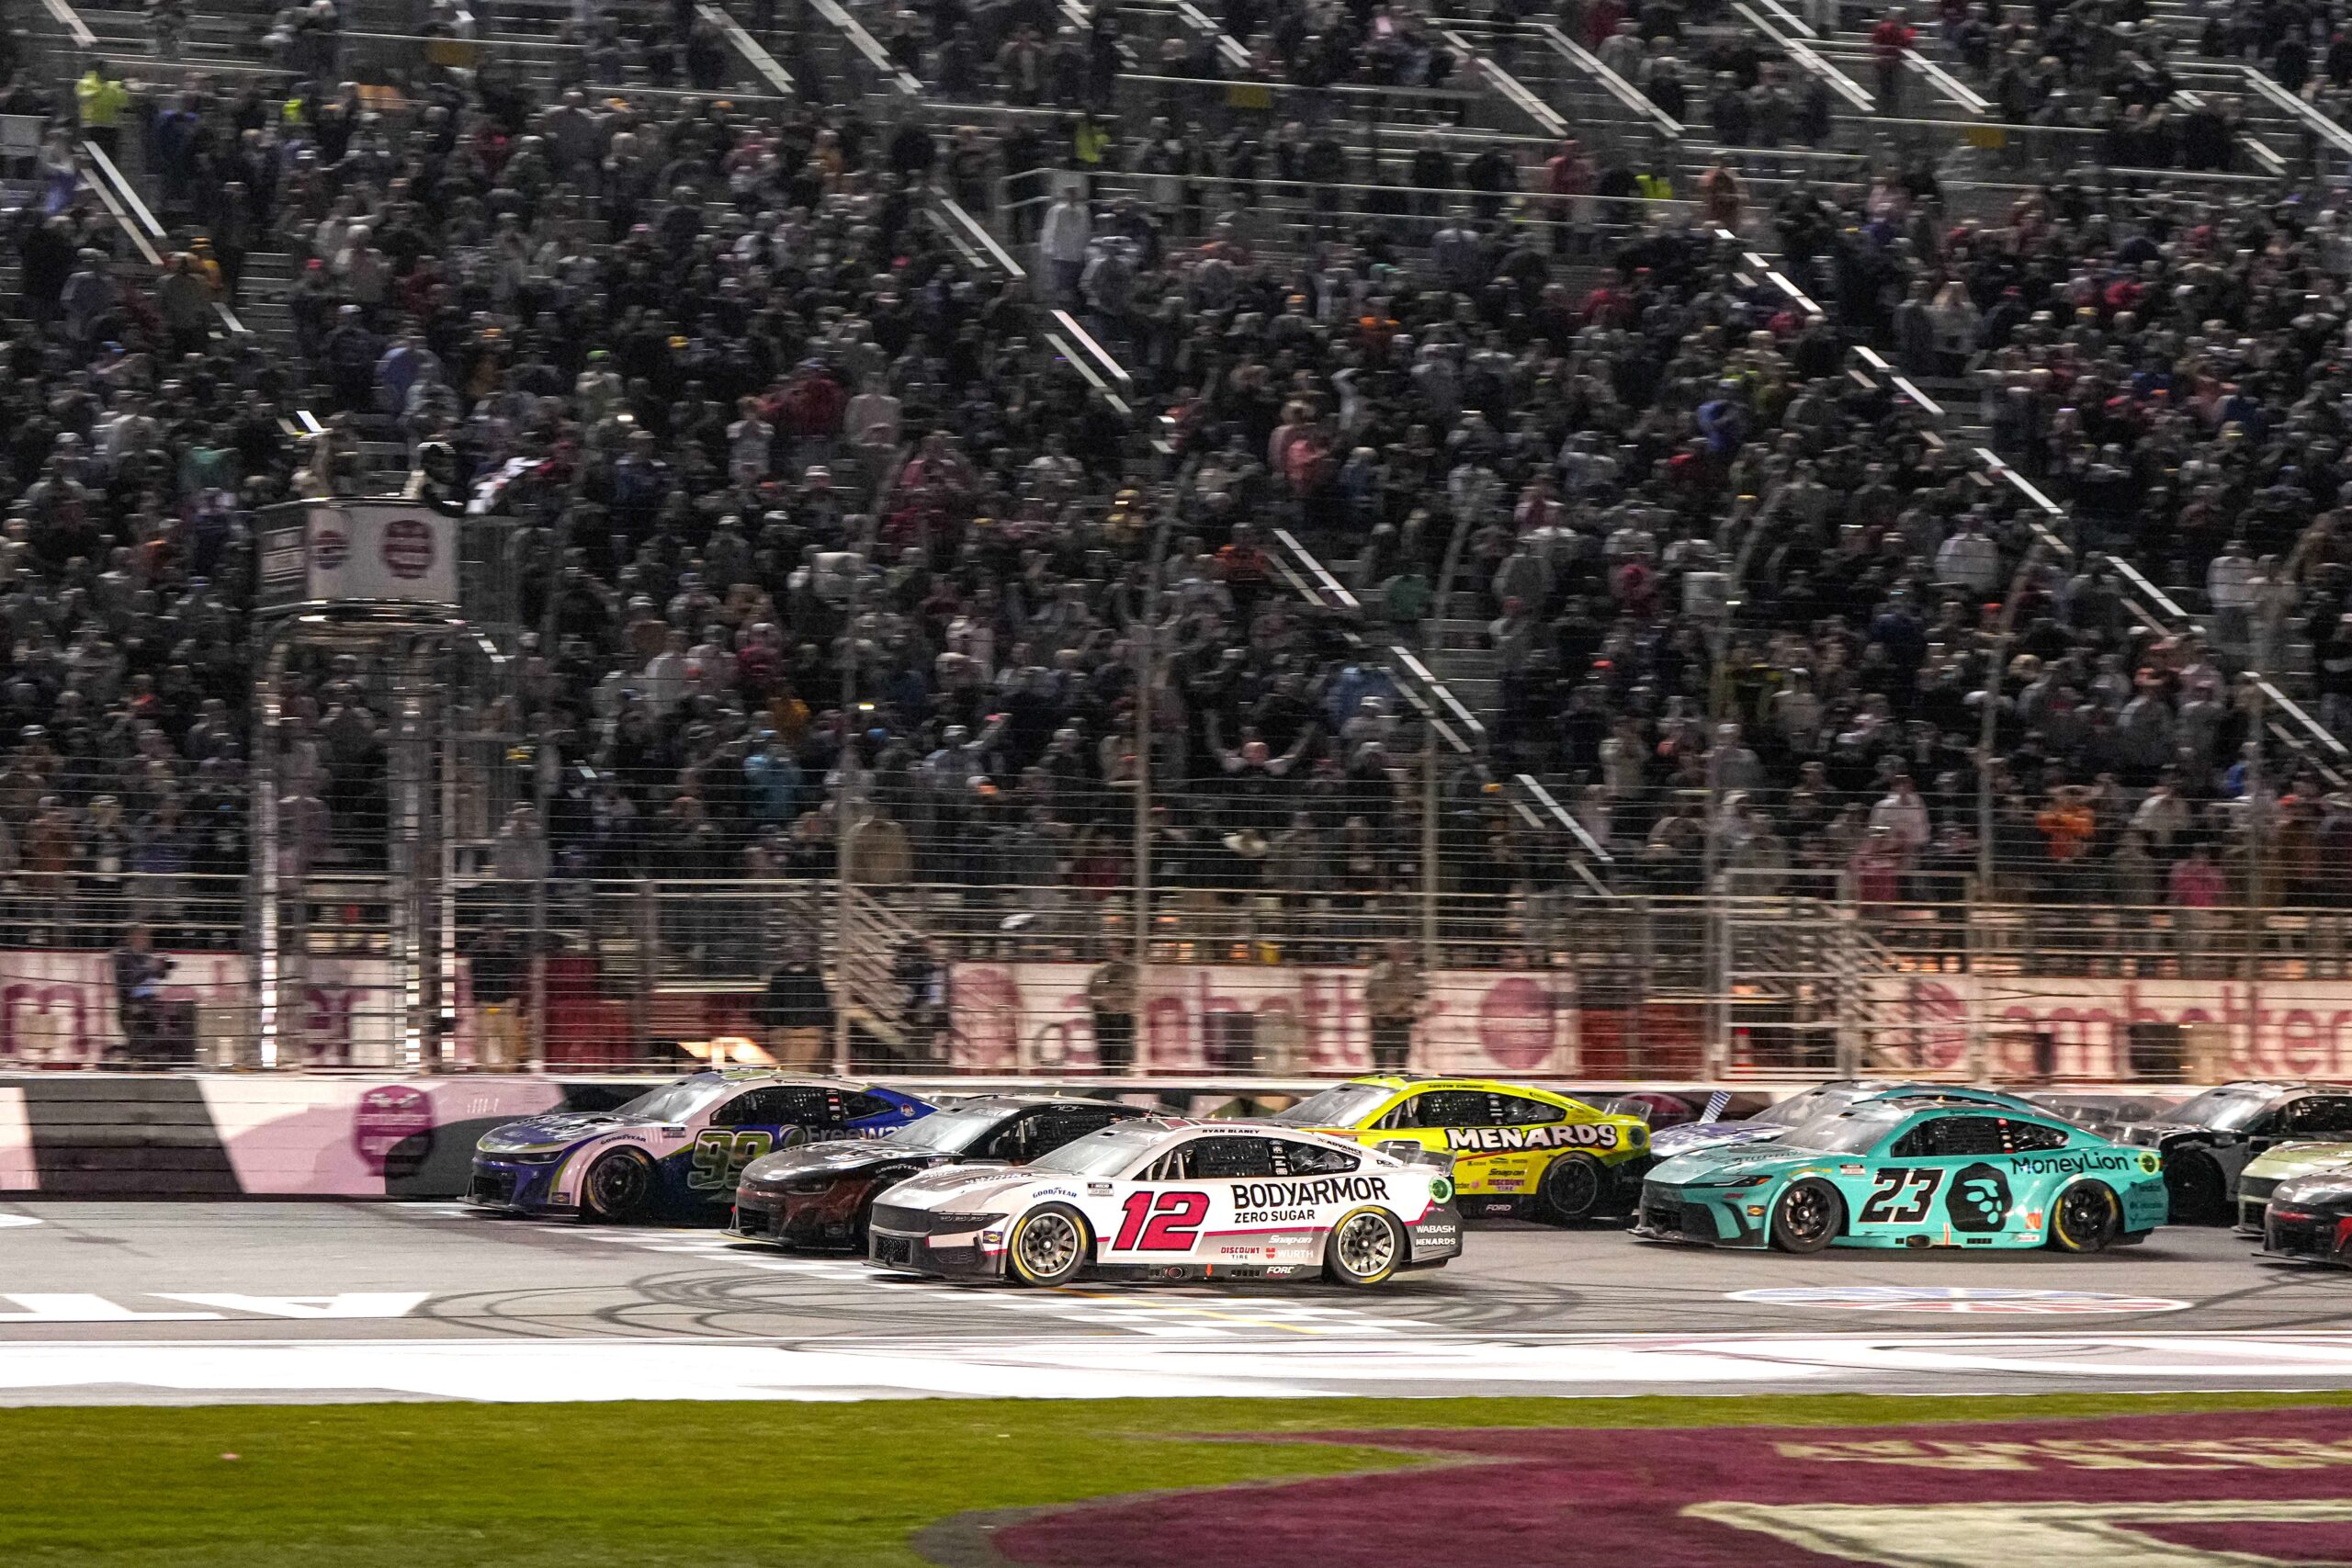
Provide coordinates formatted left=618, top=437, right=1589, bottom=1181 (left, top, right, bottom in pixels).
left=6, top=0, right=2352, bottom=987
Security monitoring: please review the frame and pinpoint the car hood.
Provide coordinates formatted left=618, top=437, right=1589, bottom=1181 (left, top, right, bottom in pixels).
left=2247, top=1142, right=2352, bottom=1182
left=2270, top=1169, right=2352, bottom=1206
left=1647, top=1121, right=1790, bottom=1157
left=2120, top=1121, right=2224, bottom=1147
left=742, top=1140, right=940, bottom=1184
left=476, top=1112, right=655, bottom=1156
left=1650, top=1144, right=1838, bottom=1186
left=874, top=1161, right=1043, bottom=1212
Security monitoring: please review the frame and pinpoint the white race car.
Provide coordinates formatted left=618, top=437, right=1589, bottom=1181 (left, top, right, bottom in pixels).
left=865, top=1118, right=1463, bottom=1287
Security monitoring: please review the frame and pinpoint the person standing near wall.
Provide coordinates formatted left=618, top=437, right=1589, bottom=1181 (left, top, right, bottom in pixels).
left=758, top=953, right=833, bottom=1069
left=1363, top=942, right=1427, bottom=1074
left=466, top=922, right=526, bottom=1070
left=1087, top=954, right=1136, bottom=1074
left=110, top=922, right=172, bottom=1063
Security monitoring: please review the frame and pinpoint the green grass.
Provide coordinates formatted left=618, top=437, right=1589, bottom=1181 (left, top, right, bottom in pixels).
left=10, top=1391, right=2352, bottom=1567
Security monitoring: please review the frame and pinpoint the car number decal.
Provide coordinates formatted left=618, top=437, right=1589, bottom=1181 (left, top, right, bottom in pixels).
left=688, top=1130, right=775, bottom=1191
left=1858, top=1167, right=1944, bottom=1224
left=1113, top=1190, right=1210, bottom=1250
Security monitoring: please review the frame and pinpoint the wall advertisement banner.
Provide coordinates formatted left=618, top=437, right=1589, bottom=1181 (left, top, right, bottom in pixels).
left=947, top=963, right=1578, bottom=1076
left=0, top=952, right=473, bottom=1067
left=1862, top=976, right=2352, bottom=1081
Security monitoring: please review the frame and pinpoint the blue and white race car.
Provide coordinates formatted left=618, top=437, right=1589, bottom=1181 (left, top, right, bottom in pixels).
left=1647, top=1081, right=2041, bottom=1161
left=468, top=1071, right=933, bottom=1221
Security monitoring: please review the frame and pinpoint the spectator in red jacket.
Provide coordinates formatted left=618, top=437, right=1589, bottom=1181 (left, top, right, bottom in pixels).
left=1871, top=8, right=1917, bottom=112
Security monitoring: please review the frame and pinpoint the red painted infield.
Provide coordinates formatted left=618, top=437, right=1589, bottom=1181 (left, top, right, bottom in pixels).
left=993, top=1407, right=2352, bottom=1567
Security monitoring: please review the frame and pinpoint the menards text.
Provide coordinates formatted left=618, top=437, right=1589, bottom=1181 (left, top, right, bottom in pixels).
left=1445, top=1124, right=1621, bottom=1152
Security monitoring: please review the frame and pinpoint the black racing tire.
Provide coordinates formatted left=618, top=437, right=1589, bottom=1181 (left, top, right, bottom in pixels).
left=1769, top=1179, right=1842, bottom=1254
left=2165, top=1151, right=2230, bottom=1225
left=1005, top=1202, right=1089, bottom=1287
left=1537, top=1154, right=1609, bottom=1225
left=2049, top=1180, right=2121, bottom=1254
left=581, top=1148, right=657, bottom=1223
left=1323, top=1206, right=1406, bottom=1287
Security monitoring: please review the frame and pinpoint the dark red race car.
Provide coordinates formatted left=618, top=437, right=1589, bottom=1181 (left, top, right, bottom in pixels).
left=725, top=1095, right=1148, bottom=1249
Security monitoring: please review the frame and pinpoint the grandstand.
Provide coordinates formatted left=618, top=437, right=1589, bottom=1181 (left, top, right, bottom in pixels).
left=4, top=0, right=2352, bottom=1084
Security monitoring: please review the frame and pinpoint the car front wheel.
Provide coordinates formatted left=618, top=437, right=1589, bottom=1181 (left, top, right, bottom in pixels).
left=1324, top=1207, right=1405, bottom=1287
left=582, top=1149, right=656, bottom=1222
left=1770, top=1179, right=1841, bottom=1254
left=1005, top=1203, right=1089, bottom=1287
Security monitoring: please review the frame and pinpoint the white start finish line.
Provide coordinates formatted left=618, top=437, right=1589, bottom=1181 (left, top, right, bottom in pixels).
left=0, top=1294, right=427, bottom=1323
left=8, top=1330, right=2352, bottom=1404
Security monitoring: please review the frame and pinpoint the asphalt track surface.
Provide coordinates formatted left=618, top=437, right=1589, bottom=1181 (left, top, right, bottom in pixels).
left=8, top=1201, right=2352, bottom=1404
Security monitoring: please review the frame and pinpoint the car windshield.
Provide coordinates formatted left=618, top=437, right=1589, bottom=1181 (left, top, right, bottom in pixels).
left=2165, top=1087, right=2278, bottom=1131
left=1026, top=1125, right=1161, bottom=1177
left=613, top=1078, right=729, bottom=1122
left=1748, top=1084, right=1873, bottom=1128
left=884, top=1107, right=1016, bottom=1154
left=1261, top=1085, right=1395, bottom=1127
left=1779, top=1104, right=1910, bottom=1154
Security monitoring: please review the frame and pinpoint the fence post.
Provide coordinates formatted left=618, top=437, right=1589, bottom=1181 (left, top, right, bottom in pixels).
left=1420, top=725, right=1439, bottom=970
left=1132, top=512, right=1174, bottom=1069
left=1964, top=877, right=1988, bottom=1082
left=634, top=880, right=658, bottom=1069
left=1832, top=894, right=1860, bottom=1078
left=1703, top=881, right=1730, bottom=1081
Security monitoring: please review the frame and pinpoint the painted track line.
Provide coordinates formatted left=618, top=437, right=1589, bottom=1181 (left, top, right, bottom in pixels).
left=14, top=1330, right=2352, bottom=1405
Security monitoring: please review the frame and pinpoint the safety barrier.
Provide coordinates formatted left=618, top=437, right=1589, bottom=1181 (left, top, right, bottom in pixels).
left=0, top=1071, right=2191, bottom=1198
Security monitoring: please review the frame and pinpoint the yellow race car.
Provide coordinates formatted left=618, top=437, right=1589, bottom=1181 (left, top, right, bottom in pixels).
left=1261, top=1075, right=1652, bottom=1223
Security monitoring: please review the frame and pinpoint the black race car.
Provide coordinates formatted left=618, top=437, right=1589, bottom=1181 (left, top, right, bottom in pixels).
left=726, top=1095, right=1146, bottom=1248
left=2119, top=1081, right=2352, bottom=1224
left=2263, top=1170, right=2352, bottom=1266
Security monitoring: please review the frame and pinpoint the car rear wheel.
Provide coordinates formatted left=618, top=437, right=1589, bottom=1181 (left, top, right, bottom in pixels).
left=1770, top=1179, right=1841, bottom=1254
left=582, top=1149, right=655, bottom=1223
left=1005, top=1203, right=1088, bottom=1287
left=2049, top=1181, right=2120, bottom=1254
left=1324, top=1207, right=1405, bottom=1287
left=1537, top=1154, right=1608, bottom=1225
left=2165, top=1152, right=2228, bottom=1225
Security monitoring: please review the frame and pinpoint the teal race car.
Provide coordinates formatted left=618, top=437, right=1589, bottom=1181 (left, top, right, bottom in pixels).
left=1634, top=1090, right=2168, bottom=1254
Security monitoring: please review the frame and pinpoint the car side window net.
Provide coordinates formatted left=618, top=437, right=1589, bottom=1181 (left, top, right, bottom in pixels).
left=1892, top=1117, right=2009, bottom=1158
left=2287, top=1099, right=2352, bottom=1135
left=1408, top=1090, right=1495, bottom=1129
left=1187, top=1136, right=1278, bottom=1179
left=715, top=1088, right=817, bottom=1127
